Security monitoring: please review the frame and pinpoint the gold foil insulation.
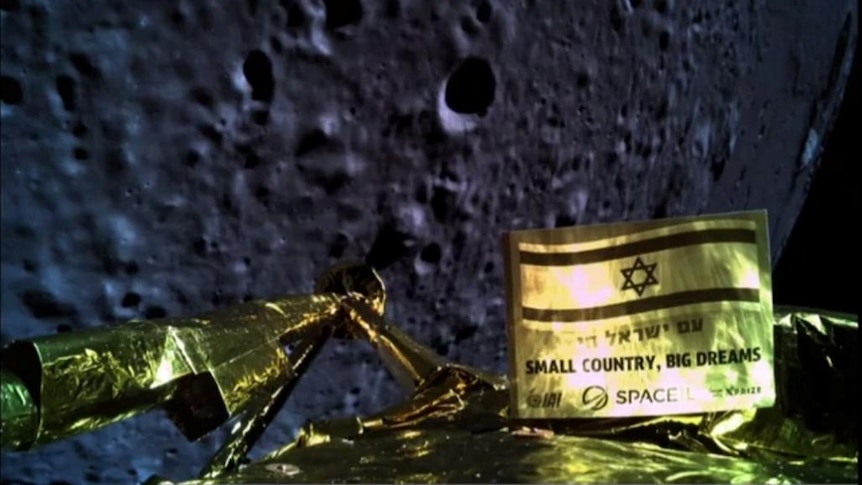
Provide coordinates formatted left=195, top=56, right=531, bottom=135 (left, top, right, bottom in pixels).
left=0, top=369, right=38, bottom=450
left=0, top=294, right=343, bottom=449
left=2, top=262, right=856, bottom=483
left=199, top=324, right=336, bottom=478
left=167, top=307, right=857, bottom=484
left=0, top=263, right=387, bottom=452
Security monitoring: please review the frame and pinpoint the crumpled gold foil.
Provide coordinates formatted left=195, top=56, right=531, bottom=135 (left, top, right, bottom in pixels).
left=0, top=263, right=387, bottom=453
left=0, top=294, right=341, bottom=449
left=164, top=306, right=856, bottom=484
left=0, top=369, right=38, bottom=450
left=2, top=263, right=855, bottom=483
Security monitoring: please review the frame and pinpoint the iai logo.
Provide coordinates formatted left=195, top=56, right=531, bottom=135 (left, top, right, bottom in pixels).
left=526, top=390, right=563, bottom=408
left=582, top=385, right=609, bottom=411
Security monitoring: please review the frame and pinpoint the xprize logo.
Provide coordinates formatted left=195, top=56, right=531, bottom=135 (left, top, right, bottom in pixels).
left=581, top=385, right=609, bottom=411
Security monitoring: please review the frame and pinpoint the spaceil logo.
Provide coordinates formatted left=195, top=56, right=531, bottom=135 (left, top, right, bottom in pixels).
left=581, top=385, right=609, bottom=411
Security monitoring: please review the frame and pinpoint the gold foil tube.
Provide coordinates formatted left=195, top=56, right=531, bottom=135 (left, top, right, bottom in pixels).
left=0, top=293, right=344, bottom=450
left=0, top=368, right=38, bottom=450
left=340, top=297, right=446, bottom=391
left=142, top=307, right=856, bottom=484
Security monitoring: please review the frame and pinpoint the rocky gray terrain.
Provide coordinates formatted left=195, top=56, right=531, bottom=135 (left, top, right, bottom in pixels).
left=0, top=0, right=856, bottom=483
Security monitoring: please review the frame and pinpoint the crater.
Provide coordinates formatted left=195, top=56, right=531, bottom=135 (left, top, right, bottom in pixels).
left=0, top=75, right=22, bottom=105
left=243, top=50, right=274, bottom=103
left=437, top=57, right=496, bottom=135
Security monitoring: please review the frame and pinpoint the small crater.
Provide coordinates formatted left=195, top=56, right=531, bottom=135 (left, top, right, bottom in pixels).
left=125, top=261, right=140, bottom=275
left=70, top=53, right=100, bottom=79
left=192, top=237, right=208, bottom=256
left=1, top=0, right=21, bottom=11
left=613, top=174, right=625, bottom=193
left=460, top=16, right=480, bottom=35
left=652, top=197, right=669, bottom=218
left=57, top=324, right=72, bottom=333
left=243, top=50, right=274, bottom=103
left=73, top=147, right=89, bottom=160
left=610, top=4, right=625, bottom=33
left=570, top=155, right=586, bottom=171
left=655, top=98, right=669, bottom=120
left=72, top=121, right=88, bottom=137
left=453, top=322, right=478, bottom=343
left=414, top=182, right=429, bottom=204
left=185, top=149, right=201, bottom=167
left=365, top=225, right=415, bottom=270
left=429, top=186, right=458, bottom=223
left=323, top=0, right=363, bottom=30
left=295, top=129, right=330, bottom=157
left=236, top=143, right=261, bottom=169
left=658, top=30, right=671, bottom=51
left=19, top=289, right=78, bottom=320
left=710, top=155, right=726, bottom=181
left=576, top=71, right=590, bottom=89
left=433, top=339, right=450, bottom=356
left=654, top=0, right=670, bottom=14
left=56, top=75, right=77, bottom=111
left=554, top=214, right=577, bottom=227
left=328, top=233, right=349, bottom=259
left=200, top=124, right=223, bottom=144
left=269, top=35, right=283, bottom=53
left=143, top=306, right=167, bottom=320
left=0, top=75, right=22, bottom=105
left=476, top=0, right=492, bottom=23
left=444, top=57, right=496, bottom=116
left=547, top=115, right=564, bottom=128
left=297, top=165, right=349, bottom=195
left=254, top=185, right=271, bottom=207
left=284, top=1, right=308, bottom=28
left=419, top=243, right=442, bottom=264
left=121, top=292, right=141, bottom=308
left=252, top=109, right=270, bottom=125
left=170, top=7, right=187, bottom=27
left=221, top=194, right=235, bottom=213
left=190, top=86, right=215, bottom=107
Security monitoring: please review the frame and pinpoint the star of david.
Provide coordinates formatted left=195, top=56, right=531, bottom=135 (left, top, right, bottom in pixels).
left=620, top=257, right=658, bottom=297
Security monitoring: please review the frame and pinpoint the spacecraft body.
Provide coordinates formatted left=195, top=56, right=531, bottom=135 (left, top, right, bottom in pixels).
left=0, top=263, right=856, bottom=483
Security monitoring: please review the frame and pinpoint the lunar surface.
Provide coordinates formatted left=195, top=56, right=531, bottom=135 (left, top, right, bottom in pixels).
left=0, top=0, right=856, bottom=483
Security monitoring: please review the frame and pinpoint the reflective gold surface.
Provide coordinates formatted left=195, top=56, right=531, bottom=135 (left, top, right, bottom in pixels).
left=503, top=211, right=776, bottom=418
left=0, top=369, right=38, bottom=450
left=0, top=294, right=342, bottom=450
left=1, top=261, right=856, bottom=483
left=175, top=427, right=856, bottom=484
left=164, top=307, right=856, bottom=484
left=0, top=263, right=387, bottom=451
left=199, top=325, right=335, bottom=479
